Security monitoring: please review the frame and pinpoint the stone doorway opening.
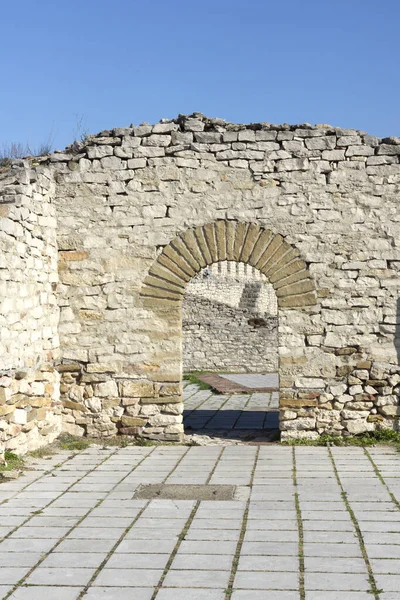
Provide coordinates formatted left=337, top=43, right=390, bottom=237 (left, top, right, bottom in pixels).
left=182, top=260, right=280, bottom=442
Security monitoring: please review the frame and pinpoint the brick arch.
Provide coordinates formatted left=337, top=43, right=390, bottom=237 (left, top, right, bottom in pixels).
left=141, top=220, right=317, bottom=308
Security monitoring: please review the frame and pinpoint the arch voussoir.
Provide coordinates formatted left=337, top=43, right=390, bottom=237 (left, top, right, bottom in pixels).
left=273, top=267, right=309, bottom=289
left=233, top=222, right=248, bottom=261
left=181, top=229, right=207, bottom=269
left=240, top=223, right=261, bottom=263
left=257, top=234, right=284, bottom=271
left=203, top=223, right=218, bottom=262
left=248, top=229, right=274, bottom=267
left=171, top=238, right=201, bottom=273
left=215, top=220, right=227, bottom=262
left=225, top=220, right=237, bottom=261
left=194, top=226, right=213, bottom=265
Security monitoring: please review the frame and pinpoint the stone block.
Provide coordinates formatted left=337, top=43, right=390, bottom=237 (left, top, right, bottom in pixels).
left=121, top=416, right=147, bottom=427
left=141, top=396, right=181, bottom=404
left=94, top=381, right=118, bottom=397
left=59, top=251, right=89, bottom=261
left=119, top=381, right=154, bottom=398
left=63, top=400, right=88, bottom=412
left=119, top=427, right=143, bottom=435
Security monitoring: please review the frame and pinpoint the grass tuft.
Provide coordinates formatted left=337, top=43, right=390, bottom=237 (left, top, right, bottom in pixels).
left=0, top=451, right=24, bottom=473
left=282, top=429, right=400, bottom=450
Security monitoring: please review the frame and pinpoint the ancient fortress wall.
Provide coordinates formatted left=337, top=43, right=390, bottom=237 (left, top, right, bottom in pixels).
left=183, top=262, right=278, bottom=372
left=1, top=113, right=400, bottom=451
left=0, top=163, right=61, bottom=454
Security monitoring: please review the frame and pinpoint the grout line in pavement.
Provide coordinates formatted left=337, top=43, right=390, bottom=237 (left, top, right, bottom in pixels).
left=150, top=445, right=226, bottom=600
left=224, top=445, right=260, bottom=599
left=292, top=446, right=305, bottom=600
left=363, top=448, right=400, bottom=511
left=328, top=446, right=381, bottom=600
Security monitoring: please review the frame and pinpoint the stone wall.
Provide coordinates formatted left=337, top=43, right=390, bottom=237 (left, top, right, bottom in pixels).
left=183, top=295, right=278, bottom=372
left=183, top=262, right=278, bottom=372
left=0, top=162, right=61, bottom=455
left=1, top=113, right=400, bottom=444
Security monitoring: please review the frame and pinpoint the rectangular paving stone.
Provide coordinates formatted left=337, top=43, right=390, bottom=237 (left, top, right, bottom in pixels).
left=234, top=571, right=299, bottom=590
left=303, top=531, right=357, bottom=544
left=0, top=552, right=44, bottom=567
left=303, top=543, right=363, bottom=557
left=0, top=567, right=31, bottom=585
left=232, top=593, right=299, bottom=600
left=66, top=527, right=126, bottom=539
left=163, top=570, right=231, bottom=588
left=54, top=539, right=116, bottom=553
left=177, top=540, right=238, bottom=555
left=171, top=554, right=234, bottom=570
left=93, top=568, right=163, bottom=587
left=305, top=594, right=372, bottom=600
left=304, top=572, right=370, bottom=591
left=9, top=526, right=71, bottom=539
left=8, top=587, right=85, bottom=599
left=375, top=574, right=400, bottom=591
left=238, top=555, right=298, bottom=571
left=184, top=529, right=240, bottom=541
left=116, top=539, right=177, bottom=554
left=40, top=552, right=108, bottom=568
left=0, top=539, right=57, bottom=553
left=244, top=530, right=298, bottom=542
left=105, top=553, right=170, bottom=569
left=156, top=590, right=226, bottom=600
left=84, top=589, right=154, bottom=600
left=304, top=557, right=367, bottom=573
left=241, top=541, right=299, bottom=556
left=366, top=545, right=400, bottom=559
left=25, top=567, right=96, bottom=586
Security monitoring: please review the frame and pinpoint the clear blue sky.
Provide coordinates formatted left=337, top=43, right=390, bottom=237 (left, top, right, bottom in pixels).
left=2, top=0, right=399, bottom=150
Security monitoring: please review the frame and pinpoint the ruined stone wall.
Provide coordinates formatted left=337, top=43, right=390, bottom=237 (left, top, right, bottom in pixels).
left=182, top=263, right=278, bottom=372
left=0, top=162, right=61, bottom=454
left=1, top=113, right=400, bottom=444
left=183, top=295, right=278, bottom=372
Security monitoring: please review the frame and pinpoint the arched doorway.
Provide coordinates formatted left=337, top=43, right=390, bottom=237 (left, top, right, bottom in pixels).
left=182, top=260, right=280, bottom=441
left=140, top=220, right=317, bottom=441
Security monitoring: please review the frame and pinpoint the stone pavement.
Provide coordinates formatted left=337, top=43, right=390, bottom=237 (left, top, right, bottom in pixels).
left=183, top=384, right=279, bottom=433
left=0, top=444, right=399, bottom=599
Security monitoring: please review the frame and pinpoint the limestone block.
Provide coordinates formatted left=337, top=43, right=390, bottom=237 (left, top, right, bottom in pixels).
left=119, top=381, right=154, bottom=398
left=94, top=380, right=118, bottom=397
left=140, top=396, right=181, bottom=404
left=378, top=404, right=399, bottom=417
left=281, top=417, right=316, bottom=430
left=148, top=414, right=182, bottom=426
left=344, top=420, right=374, bottom=435
left=276, top=158, right=309, bottom=171
left=63, top=399, right=88, bottom=412
left=121, top=416, right=146, bottom=427
left=330, top=383, right=348, bottom=396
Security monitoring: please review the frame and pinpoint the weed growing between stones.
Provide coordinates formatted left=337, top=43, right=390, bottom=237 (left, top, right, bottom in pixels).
left=281, top=429, right=400, bottom=450
left=0, top=451, right=24, bottom=473
left=183, top=371, right=216, bottom=391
